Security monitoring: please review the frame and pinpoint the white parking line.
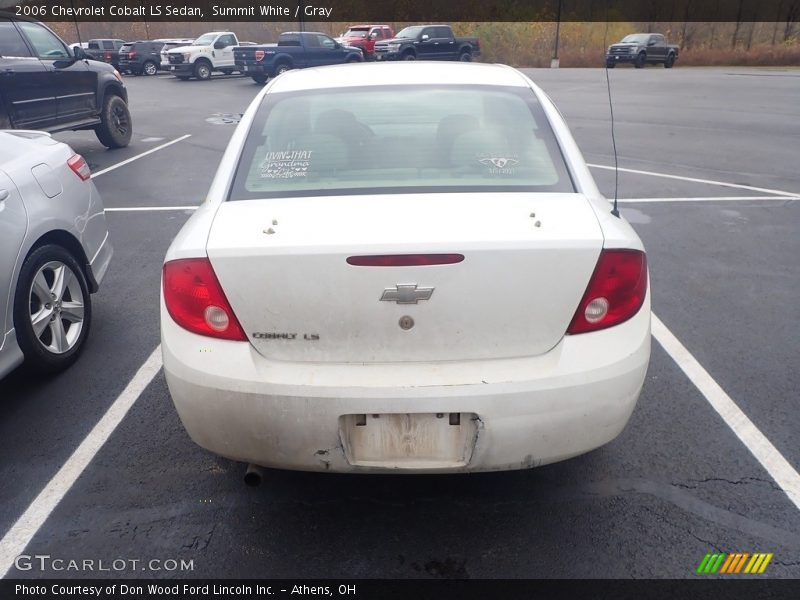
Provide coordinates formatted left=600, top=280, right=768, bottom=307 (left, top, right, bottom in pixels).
left=651, top=314, right=800, bottom=511
left=588, top=163, right=799, bottom=198
left=618, top=196, right=800, bottom=203
left=0, top=347, right=163, bottom=578
left=91, top=135, right=191, bottom=179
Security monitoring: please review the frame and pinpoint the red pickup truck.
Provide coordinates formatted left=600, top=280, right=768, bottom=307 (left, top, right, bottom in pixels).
left=335, top=25, right=394, bottom=60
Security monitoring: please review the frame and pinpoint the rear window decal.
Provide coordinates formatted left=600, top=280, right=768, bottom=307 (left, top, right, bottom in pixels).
left=260, top=150, right=312, bottom=179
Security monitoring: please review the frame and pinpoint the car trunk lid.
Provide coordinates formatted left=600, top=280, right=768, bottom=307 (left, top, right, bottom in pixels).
left=206, top=193, right=604, bottom=363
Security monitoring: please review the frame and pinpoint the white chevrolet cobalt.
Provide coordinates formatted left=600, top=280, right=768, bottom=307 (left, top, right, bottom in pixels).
left=160, top=62, right=650, bottom=477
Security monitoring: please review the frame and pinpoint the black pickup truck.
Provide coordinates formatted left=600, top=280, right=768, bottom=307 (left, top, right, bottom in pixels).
left=235, top=32, right=364, bottom=84
left=373, top=25, right=480, bottom=62
left=606, top=33, right=679, bottom=68
left=0, top=15, right=133, bottom=147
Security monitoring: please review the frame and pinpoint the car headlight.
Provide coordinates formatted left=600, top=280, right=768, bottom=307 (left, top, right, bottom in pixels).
left=183, top=53, right=191, bottom=61
left=113, top=69, right=123, bottom=83
left=387, top=43, right=401, bottom=51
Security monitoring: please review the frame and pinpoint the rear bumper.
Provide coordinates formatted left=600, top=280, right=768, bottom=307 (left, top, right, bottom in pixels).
left=118, top=59, right=139, bottom=72
left=87, top=231, right=113, bottom=293
left=161, top=293, right=650, bottom=473
left=237, top=63, right=266, bottom=75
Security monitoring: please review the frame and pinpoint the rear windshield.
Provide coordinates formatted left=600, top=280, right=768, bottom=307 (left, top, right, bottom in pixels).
left=120, top=44, right=133, bottom=51
left=343, top=28, right=369, bottom=38
left=229, top=84, right=574, bottom=200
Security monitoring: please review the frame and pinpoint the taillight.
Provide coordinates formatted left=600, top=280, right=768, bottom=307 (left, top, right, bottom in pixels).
left=567, top=249, right=647, bottom=334
left=162, top=258, right=247, bottom=341
left=67, top=154, right=91, bottom=181
left=105, top=52, right=112, bottom=60
left=129, top=51, right=137, bottom=59
left=255, top=50, right=265, bottom=61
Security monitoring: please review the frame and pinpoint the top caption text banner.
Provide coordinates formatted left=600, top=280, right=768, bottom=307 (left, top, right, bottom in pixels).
left=1, top=0, right=795, bottom=23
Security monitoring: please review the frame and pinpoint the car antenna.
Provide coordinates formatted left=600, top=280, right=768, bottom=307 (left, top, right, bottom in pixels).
left=603, top=7, right=620, bottom=218
left=69, top=0, right=84, bottom=49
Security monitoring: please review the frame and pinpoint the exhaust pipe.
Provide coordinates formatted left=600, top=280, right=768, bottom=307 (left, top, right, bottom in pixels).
left=244, top=463, right=265, bottom=487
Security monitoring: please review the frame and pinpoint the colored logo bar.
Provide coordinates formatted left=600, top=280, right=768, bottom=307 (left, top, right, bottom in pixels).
left=696, top=553, right=773, bottom=574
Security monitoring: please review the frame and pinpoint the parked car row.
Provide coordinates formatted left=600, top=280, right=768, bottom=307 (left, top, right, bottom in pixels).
left=147, top=24, right=482, bottom=83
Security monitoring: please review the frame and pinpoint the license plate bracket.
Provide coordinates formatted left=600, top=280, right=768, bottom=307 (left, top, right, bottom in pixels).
left=339, top=413, right=478, bottom=469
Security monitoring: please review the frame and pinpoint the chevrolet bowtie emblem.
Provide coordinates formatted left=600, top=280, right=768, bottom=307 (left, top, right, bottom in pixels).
left=380, top=284, right=434, bottom=304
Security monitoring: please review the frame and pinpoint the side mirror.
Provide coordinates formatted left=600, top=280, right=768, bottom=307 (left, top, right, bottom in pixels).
left=73, top=46, right=86, bottom=60
left=334, top=41, right=341, bottom=49
left=214, top=41, right=226, bottom=49
left=647, top=40, right=656, bottom=46
left=421, top=34, right=430, bottom=41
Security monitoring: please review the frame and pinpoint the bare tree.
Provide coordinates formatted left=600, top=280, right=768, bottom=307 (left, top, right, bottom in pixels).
left=785, top=1, right=800, bottom=41
left=732, top=0, right=745, bottom=49
left=772, top=0, right=785, bottom=45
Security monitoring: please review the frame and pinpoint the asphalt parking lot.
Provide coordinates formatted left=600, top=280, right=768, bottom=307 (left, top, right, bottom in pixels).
left=0, top=65, right=798, bottom=579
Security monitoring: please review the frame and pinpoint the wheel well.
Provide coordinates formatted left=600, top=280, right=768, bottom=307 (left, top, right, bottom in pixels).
left=100, top=83, right=124, bottom=106
left=195, top=57, right=212, bottom=66
left=27, top=231, right=94, bottom=292
left=402, top=48, right=416, bottom=56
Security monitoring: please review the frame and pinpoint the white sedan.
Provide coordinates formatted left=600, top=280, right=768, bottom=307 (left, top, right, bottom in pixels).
left=161, top=62, right=650, bottom=476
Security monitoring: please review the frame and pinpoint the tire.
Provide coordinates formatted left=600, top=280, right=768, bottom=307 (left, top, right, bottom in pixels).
left=459, top=51, right=472, bottom=62
left=251, top=74, right=268, bottom=85
left=634, top=52, right=646, bottom=68
left=13, top=245, right=92, bottom=375
left=221, top=68, right=233, bottom=75
left=606, top=61, right=616, bottom=68
left=94, top=94, right=132, bottom=148
left=176, top=75, right=190, bottom=81
left=402, top=52, right=416, bottom=61
left=194, top=60, right=212, bottom=80
left=346, top=56, right=360, bottom=63
left=142, top=60, right=157, bottom=76
left=664, top=53, right=675, bottom=68
left=274, top=62, right=291, bottom=76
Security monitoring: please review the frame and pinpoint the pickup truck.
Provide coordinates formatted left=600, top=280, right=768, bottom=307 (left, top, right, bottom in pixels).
left=606, top=33, right=679, bottom=68
left=85, top=39, right=126, bottom=70
left=335, top=24, right=394, bottom=60
left=166, top=31, right=241, bottom=80
left=373, top=25, right=480, bottom=62
left=0, top=16, right=132, bottom=148
left=234, top=32, right=364, bottom=85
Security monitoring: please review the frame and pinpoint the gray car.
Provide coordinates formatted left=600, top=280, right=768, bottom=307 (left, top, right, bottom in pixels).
left=0, top=130, right=112, bottom=377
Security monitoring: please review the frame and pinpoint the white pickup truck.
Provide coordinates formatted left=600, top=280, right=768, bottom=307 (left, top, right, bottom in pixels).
left=165, top=32, right=240, bottom=80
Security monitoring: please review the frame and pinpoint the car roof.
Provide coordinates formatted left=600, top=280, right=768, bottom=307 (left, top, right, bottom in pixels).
left=268, top=62, right=530, bottom=93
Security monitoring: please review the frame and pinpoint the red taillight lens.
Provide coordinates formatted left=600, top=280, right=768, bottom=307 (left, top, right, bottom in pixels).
left=67, top=154, right=91, bottom=181
left=162, top=258, right=247, bottom=341
left=129, top=51, right=137, bottom=59
left=567, top=249, right=647, bottom=335
left=105, top=52, right=112, bottom=60
left=255, top=50, right=265, bottom=61
left=347, top=254, right=464, bottom=267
